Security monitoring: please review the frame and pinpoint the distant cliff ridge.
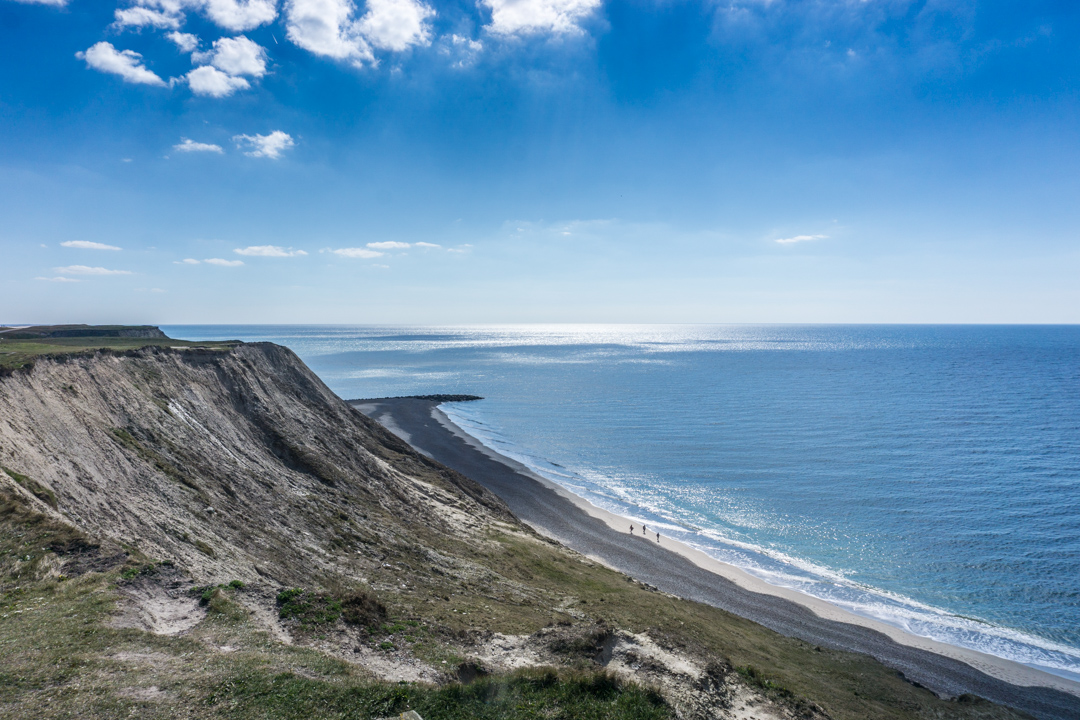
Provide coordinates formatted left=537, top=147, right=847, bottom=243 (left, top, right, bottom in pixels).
left=0, top=324, right=168, bottom=339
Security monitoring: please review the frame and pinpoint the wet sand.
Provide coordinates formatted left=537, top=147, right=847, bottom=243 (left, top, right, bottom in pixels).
left=352, top=397, right=1080, bottom=720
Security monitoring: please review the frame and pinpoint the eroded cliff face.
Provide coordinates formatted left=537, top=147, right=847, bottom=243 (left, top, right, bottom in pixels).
left=0, top=343, right=508, bottom=587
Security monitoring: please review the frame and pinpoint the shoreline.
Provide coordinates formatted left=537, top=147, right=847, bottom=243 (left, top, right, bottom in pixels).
left=430, top=404, right=1080, bottom=697
left=352, top=397, right=1080, bottom=720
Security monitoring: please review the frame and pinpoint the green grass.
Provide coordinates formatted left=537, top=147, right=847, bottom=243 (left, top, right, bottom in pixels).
left=206, top=667, right=670, bottom=720
left=0, top=335, right=237, bottom=372
left=362, top=526, right=1028, bottom=720
left=0, top=467, right=56, bottom=509
left=277, top=588, right=344, bottom=626
left=0, top=488, right=669, bottom=720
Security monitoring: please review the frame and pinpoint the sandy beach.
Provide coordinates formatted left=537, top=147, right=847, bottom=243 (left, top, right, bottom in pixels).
left=353, top=396, right=1080, bottom=720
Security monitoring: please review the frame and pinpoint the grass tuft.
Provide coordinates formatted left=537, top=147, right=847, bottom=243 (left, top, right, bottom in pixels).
left=277, top=588, right=343, bottom=625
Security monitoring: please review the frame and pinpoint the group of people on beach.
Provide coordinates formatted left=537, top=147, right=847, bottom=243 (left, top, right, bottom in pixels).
left=630, top=523, right=660, bottom=542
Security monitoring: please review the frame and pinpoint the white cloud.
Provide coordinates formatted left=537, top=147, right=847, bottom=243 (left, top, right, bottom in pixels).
left=331, top=247, right=384, bottom=258
left=113, top=6, right=182, bottom=29
left=11, top=0, right=67, bottom=6
left=35, top=276, right=80, bottom=282
left=123, top=0, right=275, bottom=32
left=366, top=241, right=410, bottom=249
left=480, top=0, right=601, bottom=35
left=174, top=137, right=224, bottom=153
left=414, top=241, right=441, bottom=248
left=233, top=130, right=295, bottom=158
left=76, top=42, right=166, bottom=86
left=234, top=245, right=307, bottom=256
left=775, top=234, right=827, bottom=244
left=202, top=0, right=277, bottom=31
left=168, top=31, right=200, bottom=52
left=358, top=0, right=434, bottom=52
left=61, top=240, right=122, bottom=250
left=285, top=0, right=374, bottom=63
left=177, top=258, right=201, bottom=264
left=54, top=265, right=133, bottom=276
left=186, top=65, right=251, bottom=96
left=196, top=35, right=268, bottom=76
left=204, top=258, right=245, bottom=265
left=129, top=0, right=187, bottom=15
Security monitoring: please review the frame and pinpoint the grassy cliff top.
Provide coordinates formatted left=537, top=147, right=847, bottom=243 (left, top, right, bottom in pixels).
left=0, top=325, right=237, bottom=372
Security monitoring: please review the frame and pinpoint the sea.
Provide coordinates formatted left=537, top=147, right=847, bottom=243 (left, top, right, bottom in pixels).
left=163, top=324, right=1080, bottom=681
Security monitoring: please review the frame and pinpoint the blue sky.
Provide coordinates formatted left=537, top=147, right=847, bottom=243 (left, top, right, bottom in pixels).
left=2, top=0, right=1079, bottom=323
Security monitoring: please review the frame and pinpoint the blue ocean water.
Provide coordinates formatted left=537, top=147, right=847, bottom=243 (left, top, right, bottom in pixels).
left=164, top=324, right=1080, bottom=679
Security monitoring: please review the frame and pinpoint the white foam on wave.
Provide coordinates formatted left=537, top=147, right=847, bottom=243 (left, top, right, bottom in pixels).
left=441, top=401, right=1080, bottom=679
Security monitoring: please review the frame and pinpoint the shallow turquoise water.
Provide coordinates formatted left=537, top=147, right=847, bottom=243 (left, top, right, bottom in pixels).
left=164, top=324, right=1080, bottom=679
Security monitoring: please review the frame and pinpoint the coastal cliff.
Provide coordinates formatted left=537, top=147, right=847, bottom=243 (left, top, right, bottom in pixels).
left=0, top=343, right=507, bottom=587
left=0, top=341, right=1045, bottom=719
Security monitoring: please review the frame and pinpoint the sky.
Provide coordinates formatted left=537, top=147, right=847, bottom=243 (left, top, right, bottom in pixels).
left=1, top=0, right=1079, bottom=324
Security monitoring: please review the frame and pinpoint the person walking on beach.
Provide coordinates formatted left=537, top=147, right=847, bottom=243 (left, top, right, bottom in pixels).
left=656, top=532, right=661, bottom=543
left=630, top=524, right=634, bottom=534
left=643, top=525, right=647, bottom=536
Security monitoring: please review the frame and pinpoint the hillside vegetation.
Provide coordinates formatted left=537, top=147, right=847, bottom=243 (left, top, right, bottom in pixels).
left=0, top=325, right=236, bottom=373
left=0, top=337, right=1032, bottom=719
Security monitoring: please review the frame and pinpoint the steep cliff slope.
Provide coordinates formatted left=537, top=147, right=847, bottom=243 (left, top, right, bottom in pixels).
left=0, top=343, right=507, bottom=588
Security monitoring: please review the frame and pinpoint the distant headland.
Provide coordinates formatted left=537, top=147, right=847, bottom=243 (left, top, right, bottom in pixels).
left=0, top=324, right=167, bottom=339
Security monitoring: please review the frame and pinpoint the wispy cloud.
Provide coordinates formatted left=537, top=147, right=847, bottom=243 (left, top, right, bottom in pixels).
left=35, top=276, right=80, bottom=282
left=233, top=131, right=295, bottom=158
left=61, top=240, right=121, bottom=251
left=174, top=138, right=224, bottom=153
left=330, top=247, right=385, bottom=259
left=54, top=265, right=132, bottom=275
left=204, top=258, right=244, bottom=266
left=775, top=234, right=827, bottom=244
left=113, top=6, right=181, bottom=30
left=366, top=241, right=411, bottom=250
left=11, top=0, right=68, bottom=6
left=440, top=34, right=482, bottom=68
left=176, top=258, right=202, bottom=264
left=414, top=241, right=441, bottom=248
left=76, top=42, right=165, bottom=86
left=234, top=245, right=307, bottom=257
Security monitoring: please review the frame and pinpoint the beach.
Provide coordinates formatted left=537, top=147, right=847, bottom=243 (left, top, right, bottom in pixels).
left=353, top=396, right=1080, bottom=720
